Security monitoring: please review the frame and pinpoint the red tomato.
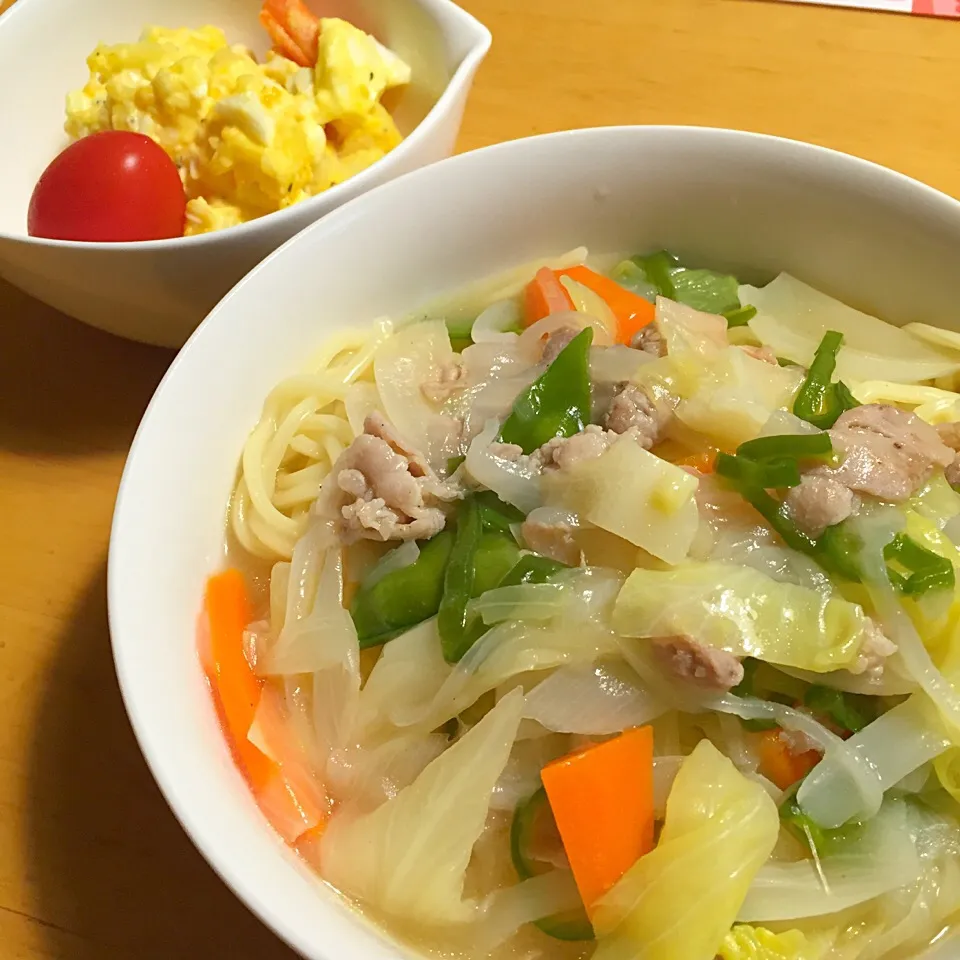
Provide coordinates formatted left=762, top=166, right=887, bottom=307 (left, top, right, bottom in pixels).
left=28, top=131, right=186, bottom=242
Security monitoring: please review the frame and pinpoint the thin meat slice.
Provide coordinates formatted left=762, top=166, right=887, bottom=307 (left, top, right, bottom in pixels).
left=631, top=325, right=666, bottom=357
left=603, top=382, right=665, bottom=448
left=784, top=475, right=857, bottom=539
left=315, top=412, right=460, bottom=544
left=541, top=326, right=580, bottom=364
left=650, top=635, right=744, bottom=692
left=533, top=424, right=619, bottom=471
left=810, top=404, right=954, bottom=502
left=936, top=421, right=960, bottom=487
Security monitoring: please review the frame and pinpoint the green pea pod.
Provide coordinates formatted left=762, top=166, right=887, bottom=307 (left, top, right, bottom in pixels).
left=473, top=532, right=522, bottom=594
left=500, top=554, right=567, bottom=587
left=793, top=330, right=860, bottom=429
left=511, top=789, right=594, bottom=942
left=438, top=498, right=484, bottom=662
left=475, top=490, right=525, bottom=535
left=350, top=531, right=454, bottom=648
left=500, top=328, right=593, bottom=455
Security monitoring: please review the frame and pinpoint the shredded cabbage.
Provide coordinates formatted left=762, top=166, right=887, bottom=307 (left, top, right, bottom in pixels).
left=544, top=434, right=700, bottom=565
left=320, top=689, right=524, bottom=925
left=743, top=274, right=960, bottom=383
left=719, top=925, right=824, bottom=960
left=355, top=618, right=451, bottom=739
left=394, top=618, right=621, bottom=731
left=592, top=739, right=779, bottom=960
left=676, top=347, right=803, bottom=450
left=613, top=562, right=876, bottom=674
left=739, top=799, right=922, bottom=922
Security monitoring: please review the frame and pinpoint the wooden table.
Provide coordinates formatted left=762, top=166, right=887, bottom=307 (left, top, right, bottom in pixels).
left=2, top=0, right=959, bottom=956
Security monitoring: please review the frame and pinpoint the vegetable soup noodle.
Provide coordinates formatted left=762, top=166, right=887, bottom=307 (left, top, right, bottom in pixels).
left=202, top=246, right=960, bottom=960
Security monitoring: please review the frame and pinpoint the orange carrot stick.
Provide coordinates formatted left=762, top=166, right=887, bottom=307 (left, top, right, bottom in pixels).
left=758, top=728, right=821, bottom=791
left=201, top=569, right=327, bottom=842
left=524, top=267, right=576, bottom=326
left=556, top=266, right=656, bottom=345
left=202, top=569, right=273, bottom=788
left=541, top=726, right=655, bottom=911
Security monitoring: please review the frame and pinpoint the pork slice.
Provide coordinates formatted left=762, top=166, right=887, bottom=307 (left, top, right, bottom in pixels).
left=853, top=619, right=897, bottom=678
left=315, top=413, right=460, bottom=544
left=533, top=424, right=619, bottom=471
left=936, top=421, right=960, bottom=487
left=603, top=382, right=665, bottom=448
left=650, top=635, right=744, bottom=691
left=520, top=516, right=581, bottom=566
left=631, top=324, right=666, bottom=357
left=811, top=404, right=954, bottom=502
left=421, top=357, right=466, bottom=404
left=541, top=326, right=580, bottom=364
left=784, top=475, right=856, bottom=538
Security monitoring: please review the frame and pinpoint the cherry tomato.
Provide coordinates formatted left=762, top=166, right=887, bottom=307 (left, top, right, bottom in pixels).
left=28, top=131, right=186, bottom=242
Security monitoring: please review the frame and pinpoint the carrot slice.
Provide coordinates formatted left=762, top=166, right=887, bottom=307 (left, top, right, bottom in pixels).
left=202, top=569, right=273, bottom=788
left=524, top=267, right=576, bottom=326
left=674, top=449, right=718, bottom=474
left=541, top=726, right=655, bottom=911
left=202, top=569, right=328, bottom=841
left=758, top=728, right=821, bottom=791
left=556, top=266, right=656, bottom=345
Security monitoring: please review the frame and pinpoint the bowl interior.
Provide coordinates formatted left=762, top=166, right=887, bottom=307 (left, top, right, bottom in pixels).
left=110, top=127, right=960, bottom=959
left=0, top=0, right=454, bottom=236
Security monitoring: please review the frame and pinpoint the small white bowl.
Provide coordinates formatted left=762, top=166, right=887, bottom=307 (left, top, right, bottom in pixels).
left=0, top=0, right=490, bottom=347
left=109, top=127, right=960, bottom=958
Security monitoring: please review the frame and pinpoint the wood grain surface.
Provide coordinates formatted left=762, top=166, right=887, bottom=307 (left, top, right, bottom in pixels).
left=2, top=0, right=959, bottom=956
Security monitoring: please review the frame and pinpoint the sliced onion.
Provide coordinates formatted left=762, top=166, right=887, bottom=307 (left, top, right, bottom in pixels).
left=472, top=299, right=523, bottom=343
left=591, top=344, right=654, bottom=383
left=559, top=275, right=619, bottom=342
left=373, top=319, right=461, bottom=467
left=464, top=419, right=542, bottom=513
left=524, top=661, right=667, bottom=735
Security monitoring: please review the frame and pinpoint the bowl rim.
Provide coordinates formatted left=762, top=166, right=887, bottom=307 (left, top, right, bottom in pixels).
left=0, top=0, right=491, bottom=250
left=108, top=124, right=960, bottom=957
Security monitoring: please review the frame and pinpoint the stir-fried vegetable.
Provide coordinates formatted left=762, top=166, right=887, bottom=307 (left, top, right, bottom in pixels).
left=510, top=789, right=595, bottom=940
left=792, top=330, right=860, bottom=429
left=592, top=740, right=778, bottom=960
left=718, top=925, right=822, bottom=960
left=631, top=250, right=742, bottom=316
left=351, top=531, right=454, bottom=647
left=524, top=266, right=575, bottom=325
left=321, top=690, right=524, bottom=925
left=500, top=327, right=593, bottom=454
left=541, top=726, right=655, bottom=912
left=556, top=265, right=655, bottom=344
left=545, top=435, right=700, bottom=565
left=758, top=729, right=821, bottom=791
left=614, top=562, right=877, bottom=673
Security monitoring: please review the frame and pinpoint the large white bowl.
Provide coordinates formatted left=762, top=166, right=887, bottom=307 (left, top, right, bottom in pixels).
left=109, top=127, right=960, bottom=958
left=0, top=0, right=489, bottom=347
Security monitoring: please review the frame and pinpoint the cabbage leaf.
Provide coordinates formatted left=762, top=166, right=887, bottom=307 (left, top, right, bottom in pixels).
left=718, top=925, right=824, bottom=960
left=544, top=435, right=699, bottom=565
left=743, top=274, right=960, bottom=384
left=320, top=689, right=524, bottom=925
left=613, top=562, right=875, bottom=674
left=592, top=739, right=778, bottom=960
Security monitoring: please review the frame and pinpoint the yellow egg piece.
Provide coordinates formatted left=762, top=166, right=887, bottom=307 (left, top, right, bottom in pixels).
left=64, top=19, right=410, bottom=235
